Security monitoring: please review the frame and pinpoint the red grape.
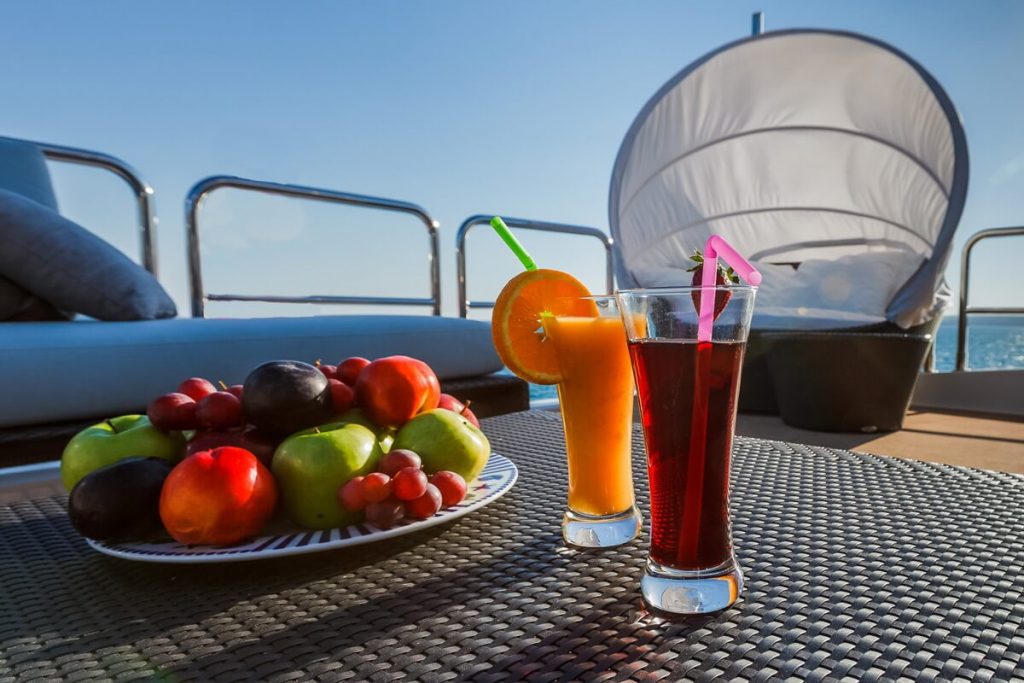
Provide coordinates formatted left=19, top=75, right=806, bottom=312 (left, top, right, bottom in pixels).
left=365, top=498, right=405, bottom=529
left=178, top=378, right=217, bottom=401
left=337, top=476, right=367, bottom=512
left=195, top=391, right=244, bottom=429
left=377, top=449, right=422, bottom=476
left=328, top=379, right=355, bottom=414
left=318, top=363, right=337, bottom=379
left=336, top=357, right=371, bottom=386
left=430, top=471, right=467, bottom=508
left=392, top=467, right=428, bottom=501
left=405, top=484, right=442, bottom=519
left=361, top=472, right=392, bottom=503
left=220, top=382, right=244, bottom=399
left=147, top=393, right=198, bottom=431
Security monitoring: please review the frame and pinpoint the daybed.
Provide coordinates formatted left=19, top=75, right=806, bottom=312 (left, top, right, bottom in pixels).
left=608, top=30, right=968, bottom=432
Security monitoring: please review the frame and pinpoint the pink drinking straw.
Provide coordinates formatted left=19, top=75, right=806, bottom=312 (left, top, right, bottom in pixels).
left=697, top=235, right=763, bottom=342
left=682, top=235, right=761, bottom=565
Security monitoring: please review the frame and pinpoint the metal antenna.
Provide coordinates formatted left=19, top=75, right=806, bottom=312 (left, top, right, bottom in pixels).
left=752, top=11, right=764, bottom=36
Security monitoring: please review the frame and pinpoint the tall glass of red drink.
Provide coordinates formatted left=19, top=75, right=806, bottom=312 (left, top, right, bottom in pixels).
left=616, top=285, right=756, bottom=617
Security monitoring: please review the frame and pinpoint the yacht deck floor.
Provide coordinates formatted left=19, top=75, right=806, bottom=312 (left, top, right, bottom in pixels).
left=737, top=410, right=1024, bottom=474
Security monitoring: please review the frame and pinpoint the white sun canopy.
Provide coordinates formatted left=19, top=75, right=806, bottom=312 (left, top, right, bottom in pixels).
left=609, top=30, right=968, bottom=329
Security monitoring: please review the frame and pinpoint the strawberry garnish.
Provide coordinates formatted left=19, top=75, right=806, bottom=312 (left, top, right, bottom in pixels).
left=687, top=250, right=739, bottom=320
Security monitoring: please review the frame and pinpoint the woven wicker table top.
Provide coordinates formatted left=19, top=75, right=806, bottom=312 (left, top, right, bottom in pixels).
left=2, top=410, right=1022, bottom=682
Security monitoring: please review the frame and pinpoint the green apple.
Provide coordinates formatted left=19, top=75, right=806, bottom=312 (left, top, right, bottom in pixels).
left=335, top=408, right=395, bottom=452
left=392, top=409, right=490, bottom=482
left=61, top=415, right=185, bottom=491
left=272, top=421, right=383, bottom=529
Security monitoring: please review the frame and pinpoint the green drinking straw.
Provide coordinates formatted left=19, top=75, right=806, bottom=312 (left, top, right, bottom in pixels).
left=490, top=217, right=538, bottom=271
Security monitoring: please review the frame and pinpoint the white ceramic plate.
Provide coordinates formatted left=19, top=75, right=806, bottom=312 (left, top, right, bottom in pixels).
left=87, top=454, right=518, bottom=564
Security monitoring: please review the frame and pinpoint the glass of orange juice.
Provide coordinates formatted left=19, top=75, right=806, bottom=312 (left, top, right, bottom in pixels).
left=543, top=295, right=642, bottom=548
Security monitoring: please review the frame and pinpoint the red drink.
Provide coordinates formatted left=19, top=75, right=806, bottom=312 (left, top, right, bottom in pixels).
left=628, top=339, right=745, bottom=571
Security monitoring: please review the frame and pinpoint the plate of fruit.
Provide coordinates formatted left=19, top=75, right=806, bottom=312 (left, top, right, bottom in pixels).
left=61, top=355, right=517, bottom=563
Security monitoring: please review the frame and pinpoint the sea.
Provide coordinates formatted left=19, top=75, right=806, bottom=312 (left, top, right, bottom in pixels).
left=524, top=315, right=1024, bottom=402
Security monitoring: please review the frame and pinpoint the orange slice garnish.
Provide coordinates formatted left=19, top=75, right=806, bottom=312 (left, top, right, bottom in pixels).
left=491, top=269, right=597, bottom=384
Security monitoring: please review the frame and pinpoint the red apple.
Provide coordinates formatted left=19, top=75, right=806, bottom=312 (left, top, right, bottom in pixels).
left=178, top=378, right=217, bottom=402
left=328, top=378, right=356, bottom=414
left=336, top=357, right=371, bottom=386
left=195, top=391, right=244, bottom=429
left=437, top=393, right=481, bottom=429
left=147, top=393, right=198, bottom=431
left=355, top=356, right=440, bottom=428
left=186, top=427, right=280, bottom=467
left=159, top=446, right=278, bottom=546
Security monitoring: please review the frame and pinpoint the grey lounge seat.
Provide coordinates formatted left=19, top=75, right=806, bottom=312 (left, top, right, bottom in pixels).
left=0, top=138, right=526, bottom=466
left=0, top=315, right=503, bottom=429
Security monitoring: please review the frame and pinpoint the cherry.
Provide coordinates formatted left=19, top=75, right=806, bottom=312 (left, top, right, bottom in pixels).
left=365, top=498, right=405, bottom=529
left=336, top=357, right=371, bottom=386
left=392, top=467, right=428, bottom=501
left=405, top=484, right=442, bottom=520
left=178, top=378, right=217, bottom=402
left=147, top=393, right=198, bottom=431
left=195, top=391, right=244, bottom=429
left=219, top=381, right=244, bottom=399
left=338, top=476, right=367, bottom=512
left=314, top=360, right=337, bottom=380
left=328, top=378, right=355, bottom=414
left=430, top=471, right=468, bottom=508
left=377, top=449, right=422, bottom=476
left=361, top=472, right=392, bottom=503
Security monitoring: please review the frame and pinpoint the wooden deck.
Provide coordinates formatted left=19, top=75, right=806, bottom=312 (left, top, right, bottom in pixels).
left=737, top=410, right=1024, bottom=474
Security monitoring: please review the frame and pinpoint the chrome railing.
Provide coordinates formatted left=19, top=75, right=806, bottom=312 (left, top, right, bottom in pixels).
left=185, top=176, right=441, bottom=318
left=32, top=139, right=158, bottom=275
left=956, top=226, right=1024, bottom=371
left=455, top=215, right=615, bottom=318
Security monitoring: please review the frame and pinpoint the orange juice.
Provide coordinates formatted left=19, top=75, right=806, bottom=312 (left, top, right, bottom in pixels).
left=543, top=313, right=635, bottom=516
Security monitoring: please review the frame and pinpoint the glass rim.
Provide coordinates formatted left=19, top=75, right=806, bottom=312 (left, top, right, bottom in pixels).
left=551, top=294, right=618, bottom=301
left=615, top=284, right=758, bottom=295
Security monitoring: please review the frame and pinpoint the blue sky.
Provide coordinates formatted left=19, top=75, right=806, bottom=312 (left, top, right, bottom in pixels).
left=1, top=1, right=1022, bottom=319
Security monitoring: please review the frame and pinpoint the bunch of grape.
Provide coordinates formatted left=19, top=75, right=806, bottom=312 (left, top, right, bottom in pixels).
left=337, top=449, right=468, bottom=529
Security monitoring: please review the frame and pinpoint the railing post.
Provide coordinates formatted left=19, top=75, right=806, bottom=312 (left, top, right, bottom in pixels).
left=751, top=12, right=764, bottom=36
left=956, top=226, right=1024, bottom=371
left=184, top=176, right=441, bottom=319
left=456, top=215, right=615, bottom=318
left=30, top=139, right=159, bottom=276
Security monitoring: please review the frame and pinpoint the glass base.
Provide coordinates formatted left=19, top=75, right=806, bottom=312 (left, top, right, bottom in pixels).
left=562, top=505, right=642, bottom=549
left=641, top=558, right=743, bottom=618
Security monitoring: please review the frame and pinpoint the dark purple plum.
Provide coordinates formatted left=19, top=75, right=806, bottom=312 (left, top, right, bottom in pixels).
left=69, top=457, right=173, bottom=541
left=242, top=360, right=332, bottom=436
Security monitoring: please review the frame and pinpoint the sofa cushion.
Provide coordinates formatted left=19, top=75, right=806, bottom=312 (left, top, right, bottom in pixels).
left=0, top=189, right=176, bottom=321
left=0, top=137, right=58, bottom=209
left=0, top=275, right=69, bottom=321
left=0, top=315, right=503, bottom=428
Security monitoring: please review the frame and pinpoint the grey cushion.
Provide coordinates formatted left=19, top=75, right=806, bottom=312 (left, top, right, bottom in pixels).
left=0, top=275, right=69, bottom=321
left=0, top=137, right=58, bottom=209
left=0, top=315, right=504, bottom=427
left=0, top=189, right=176, bottom=320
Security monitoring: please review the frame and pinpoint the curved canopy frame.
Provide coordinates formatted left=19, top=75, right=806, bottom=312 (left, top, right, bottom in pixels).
left=609, top=29, right=968, bottom=328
